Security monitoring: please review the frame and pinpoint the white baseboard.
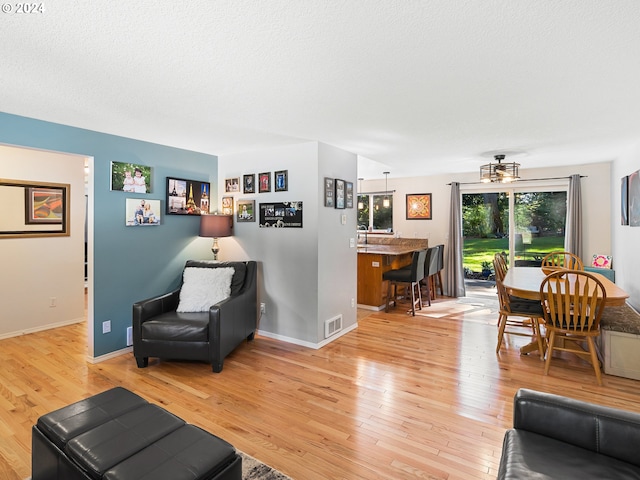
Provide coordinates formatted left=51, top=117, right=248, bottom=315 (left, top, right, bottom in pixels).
left=0, top=317, right=84, bottom=341
left=257, top=322, right=358, bottom=349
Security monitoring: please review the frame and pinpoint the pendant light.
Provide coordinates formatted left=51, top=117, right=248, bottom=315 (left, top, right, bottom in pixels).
left=383, top=172, right=390, bottom=208
left=357, top=178, right=364, bottom=210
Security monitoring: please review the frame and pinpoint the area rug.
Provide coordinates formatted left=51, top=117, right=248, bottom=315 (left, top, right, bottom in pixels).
left=240, top=450, right=293, bottom=480
left=25, top=451, right=292, bottom=480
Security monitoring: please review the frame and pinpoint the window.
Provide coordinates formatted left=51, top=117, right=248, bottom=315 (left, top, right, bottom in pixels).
left=357, top=194, right=393, bottom=232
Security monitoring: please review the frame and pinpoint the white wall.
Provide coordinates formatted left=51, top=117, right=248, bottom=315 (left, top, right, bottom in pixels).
left=611, top=143, right=640, bottom=310
left=0, top=144, right=86, bottom=338
left=362, top=161, right=612, bottom=294
left=218, top=142, right=358, bottom=347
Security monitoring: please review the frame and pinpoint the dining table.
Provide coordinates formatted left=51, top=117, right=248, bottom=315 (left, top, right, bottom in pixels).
left=502, top=267, right=630, bottom=355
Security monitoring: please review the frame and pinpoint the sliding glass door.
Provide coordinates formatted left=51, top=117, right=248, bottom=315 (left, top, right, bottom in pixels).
left=462, top=186, right=567, bottom=277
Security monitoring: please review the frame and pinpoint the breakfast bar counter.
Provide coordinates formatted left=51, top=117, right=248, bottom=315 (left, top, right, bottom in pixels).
left=357, top=237, right=428, bottom=309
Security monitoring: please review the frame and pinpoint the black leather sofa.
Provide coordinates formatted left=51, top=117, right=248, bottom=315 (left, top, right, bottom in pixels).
left=498, top=388, right=640, bottom=479
left=133, top=260, right=257, bottom=372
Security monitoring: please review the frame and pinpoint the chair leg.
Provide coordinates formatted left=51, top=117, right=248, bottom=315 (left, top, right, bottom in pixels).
left=496, top=314, right=507, bottom=353
left=409, top=282, right=416, bottom=316
left=533, top=319, right=545, bottom=361
left=543, top=331, right=556, bottom=376
left=436, top=271, right=444, bottom=296
left=586, top=336, right=603, bottom=386
left=385, top=280, right=393, bottom=313
left=422, top=276, right=431, bottom=307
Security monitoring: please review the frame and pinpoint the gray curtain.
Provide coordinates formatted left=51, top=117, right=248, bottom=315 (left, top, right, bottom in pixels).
left=565, top=174, right=583, bottom=258
left=446, top=182, right=466, bottom=297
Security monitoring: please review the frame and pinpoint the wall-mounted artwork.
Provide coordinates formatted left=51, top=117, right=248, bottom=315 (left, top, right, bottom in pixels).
left=125, top=198, right=161, bottom=226
left=166, top=177, right=210, bottom=215
left=225, top=177, right=240, bottom=193
left=335, top=179, right=345, bottom=209
left=259, top=201, right=303, bottom=228
left=621, top=175, right=629, bottom=225
left=259, top=172, right=271, bottom=193
left=275, top=170, right=288, bottom=192
left=221, top=196, right=233, bottom=215
left=243, top=174, right=255, bottom=194
left=345, top=181, right=354, bottom=208
left=629, top=170, right=640, bottom=226
left=25, top=187, right=64, bottom=224
left=324, top=177, right=334, bottom=207
left=237, top=199, right=255, bottom=222
left=406, top=193, right=432, bottom=220
left=110, top=161, right=152, bottom=193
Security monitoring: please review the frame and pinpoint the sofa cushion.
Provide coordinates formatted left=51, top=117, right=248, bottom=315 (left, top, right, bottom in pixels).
left=177, top=267, right=234, bottom=312
left=499, top=429, right=640, bottom=479
left=141, top=312, right=209, bottom=342
left=185, top=261, right=247, bottom=296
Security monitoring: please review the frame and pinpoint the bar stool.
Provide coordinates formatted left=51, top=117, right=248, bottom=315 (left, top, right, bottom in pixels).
left=383, top=249, right=427, bottom=316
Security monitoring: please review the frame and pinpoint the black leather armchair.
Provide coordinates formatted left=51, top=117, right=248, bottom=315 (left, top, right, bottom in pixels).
left=498, top=388, right=640, bottom=479
left=133, top=260, right=257, bottom=373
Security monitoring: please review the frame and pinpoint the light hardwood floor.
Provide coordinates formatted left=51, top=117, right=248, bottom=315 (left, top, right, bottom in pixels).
left=2, top=295, right=640, bottom=479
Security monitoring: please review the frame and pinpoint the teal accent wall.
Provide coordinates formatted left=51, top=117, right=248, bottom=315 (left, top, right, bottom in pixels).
left=0, top=112, right=217, bottom=356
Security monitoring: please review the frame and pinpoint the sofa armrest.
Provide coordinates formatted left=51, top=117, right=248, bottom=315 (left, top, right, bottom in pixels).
left=133, top=289, right=181, bottom=326
left=513, top=388, right=640, bottom=466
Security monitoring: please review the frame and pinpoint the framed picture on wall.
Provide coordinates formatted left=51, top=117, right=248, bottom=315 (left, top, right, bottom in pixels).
left=125, top=198, right=161, bottom=226
left=224, top=177, right=240, bottom=193
left=622, top=175, right=629, bottom=226
left=166, top=177, right=210, bottom=215
left=110, top=161, right=152, bottom=193
left=221, top=196, right=233, bottom=215
left=345, top=181, right=354, bottom=208
left=237, top=199, right=255, bottom=222
left=324, top=177, right=334, bottom=207
left=259, top=172, right=271, bottom=193
left=243, top=174, right=255, bottom=194
left=275, top=170, right=288, bottom=192
left=335, top=179, right=345, bottom=209
left=406, top=193, right=432, bottom=220
left=24, top=186, right=65, bottom=224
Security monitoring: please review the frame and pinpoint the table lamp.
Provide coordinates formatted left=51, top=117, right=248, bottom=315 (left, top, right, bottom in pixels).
left=199, top=214, right=233, bottom=260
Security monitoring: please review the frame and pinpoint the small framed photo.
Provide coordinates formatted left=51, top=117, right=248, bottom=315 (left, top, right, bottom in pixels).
left=345, top=181, right=354, bottom=208
left=225, top=177, right=240, bottom=193
left=237, top=199, right=255, bottom=222
left=243, top=174, right=255, bottom=194
left=126, top=198, right=161, bottom=226
left=221, top=196, right=234, bottom=215
left=406, top=193, right=432, bottom=220
left=324, top=177, right=334, bottom=207
left=275, top=170, right=288, bottom=192
left=111, top=161, right=152, bottom=193
left=335, top=179, right=345, bottom=209
left=259, top=172, right=271, bottom=193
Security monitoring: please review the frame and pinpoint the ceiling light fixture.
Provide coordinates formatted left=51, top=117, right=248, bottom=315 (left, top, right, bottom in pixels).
left=383, top=172, right=390, bottom=207
left=357, top=178, right=364, bottom=210
left=480, top=154, right=520, bottom=183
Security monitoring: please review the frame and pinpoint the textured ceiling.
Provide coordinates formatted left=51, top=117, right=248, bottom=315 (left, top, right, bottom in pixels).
left=3, top=1, right=640, bottom=179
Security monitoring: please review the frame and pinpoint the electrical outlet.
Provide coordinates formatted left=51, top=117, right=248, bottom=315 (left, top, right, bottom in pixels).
left=102, top=320, right=111, bottom=334
left=126, top=326, right=133, bottom=346
left=351, top=298, right=355, bottom=308
left=49, top=297, right=57, bottom=307
left=260, top=303, right=266, bottom=314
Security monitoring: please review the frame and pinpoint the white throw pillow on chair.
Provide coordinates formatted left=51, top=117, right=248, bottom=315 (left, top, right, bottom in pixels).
left=176, top=267, right=235, bottom=312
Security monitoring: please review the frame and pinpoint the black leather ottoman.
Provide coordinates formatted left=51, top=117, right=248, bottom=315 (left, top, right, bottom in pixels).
left=32, top=387, right=241, bottom=480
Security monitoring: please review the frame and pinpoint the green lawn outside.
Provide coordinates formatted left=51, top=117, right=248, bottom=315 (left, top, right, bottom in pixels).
left=463, top=236, right=565, bottom=272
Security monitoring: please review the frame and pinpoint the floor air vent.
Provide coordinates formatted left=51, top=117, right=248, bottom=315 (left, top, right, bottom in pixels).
left=325, top=315, right=343, bottom=338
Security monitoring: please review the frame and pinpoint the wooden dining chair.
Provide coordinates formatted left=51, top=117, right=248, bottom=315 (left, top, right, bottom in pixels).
left=539, top=269, right=606, bottom=385
left=541, top=251, right=584, bottom=270
left=493, top=252, right=508, bottom=282
left=495, top=279, right=546, bottom=358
